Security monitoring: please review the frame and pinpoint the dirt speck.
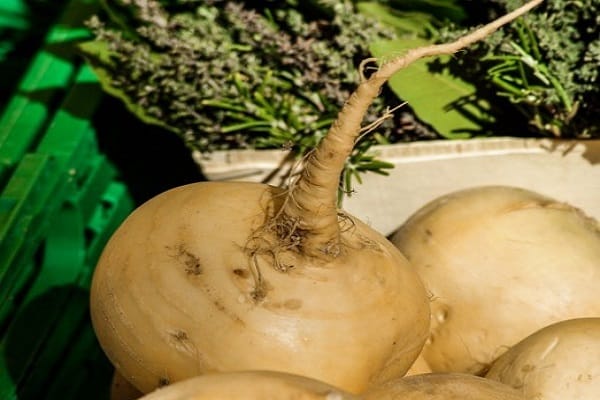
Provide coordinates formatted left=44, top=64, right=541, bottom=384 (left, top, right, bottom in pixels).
left=577, top=373, right=593, bottom=381
left=213, top=300, right=226, bottom=312
left=213, top=300, right=246, bottom=327
left=423, top=228, right=435, bottom=244
left=183, top=253, right=201, bottom=275
left=170, top=330, right=188, bottom=341
left=158, top=377, right=170, bottom=387
left=233, top=268, right=250, bottom=278
left=167, top=244, right=202, bottom=275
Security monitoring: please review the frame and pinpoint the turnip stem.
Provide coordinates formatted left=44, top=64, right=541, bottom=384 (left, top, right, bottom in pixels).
left=282, top=0, right=544, bottom=258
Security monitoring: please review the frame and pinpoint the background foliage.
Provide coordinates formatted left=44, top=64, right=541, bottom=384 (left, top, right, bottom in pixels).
left=81, top=0, right=407, bottom=196
left=80, top=0, right=599, bottom=197
left=370, top=0, right=599, bottom=138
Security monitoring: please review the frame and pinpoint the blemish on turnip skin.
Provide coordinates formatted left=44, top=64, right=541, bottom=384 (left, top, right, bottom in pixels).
left=213, top=299, right=246, bottom=326
left=577, top=373, right=593, bottom=381
left=182, top=252, right=201, bottom=275
left=423, top=228, right=434, bottom=244
left=167, top=329, right=199, bottom=356
left=233, top=268, right=250, bottom=278
left=213, top=300, right=226, bottom=312
left=170, top=329, right=188, bottom=341
left=158, top=377, right=170, bottom=387
left=166, top=244, right=202, bottom=275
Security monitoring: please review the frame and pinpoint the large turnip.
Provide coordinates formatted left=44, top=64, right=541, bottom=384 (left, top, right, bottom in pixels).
left=92, top=180, right=430, bottom=394
left=391, top=185, right=600, bottom=375
left=90, top=1, right=542, bottom=394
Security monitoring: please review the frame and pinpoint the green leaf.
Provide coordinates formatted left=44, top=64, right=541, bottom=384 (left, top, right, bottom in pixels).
left=356, top=2, right=435, bottom=35
left=78, top=40, right=178, bottom=134
left=384, top=0, right=467, bottom=23
left=370, top=37, right=493, bottom=138
left=356, top=159, right=395, bottom=171
left=78, top=39, right=113, bottom=64
left=221, top=120, right=273, bottom=133
left=357, top=0, right=466, bottom=37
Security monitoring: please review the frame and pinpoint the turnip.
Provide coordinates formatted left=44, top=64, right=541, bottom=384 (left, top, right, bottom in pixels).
left=91, top=179, right=430, bottom=394
left=364, top=372, right=526, bottom=400
left=135, top=370, right=358, bottom=400
left=485, top=318, right=600, bottom=400
left=89, top=1, right=542, bottom=394
left=390, top=185, right=600, bottom=375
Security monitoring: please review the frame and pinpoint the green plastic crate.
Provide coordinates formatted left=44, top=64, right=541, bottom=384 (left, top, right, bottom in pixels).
left=0, top=0, right=71, bottom=112
left=0, top=0, right=135, bottom=398
left=0, top=0, right=95, bottom=184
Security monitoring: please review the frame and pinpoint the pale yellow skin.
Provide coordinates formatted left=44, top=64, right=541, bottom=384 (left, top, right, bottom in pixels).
left=364, top=372, right=526, bottom=400
left=486, top=318, right=600, bottom=400
left=137, top=371, right=359, bottom=400
left=91, top=181, right=430, bottom=394
left=391, top=186, right=600, bottom=375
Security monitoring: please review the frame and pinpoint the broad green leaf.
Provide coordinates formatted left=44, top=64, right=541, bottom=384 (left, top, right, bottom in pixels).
left=384, top=0, right=467, bottom=23
left=78, top=40, right=178, bottom=134
left=356, top=2, right=435, bottom=35
left=370, top=37, right=493, bottom=138
left=357, top=0, right=466, bottom=37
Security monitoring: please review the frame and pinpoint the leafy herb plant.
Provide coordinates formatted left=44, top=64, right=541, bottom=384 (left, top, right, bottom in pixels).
left=433, top=0, right=599, bottom=138
left=361, top=0, right=598, bottom=139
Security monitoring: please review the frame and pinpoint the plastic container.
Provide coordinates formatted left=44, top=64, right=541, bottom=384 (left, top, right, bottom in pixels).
left=0, top=0, right=134, bottom=398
